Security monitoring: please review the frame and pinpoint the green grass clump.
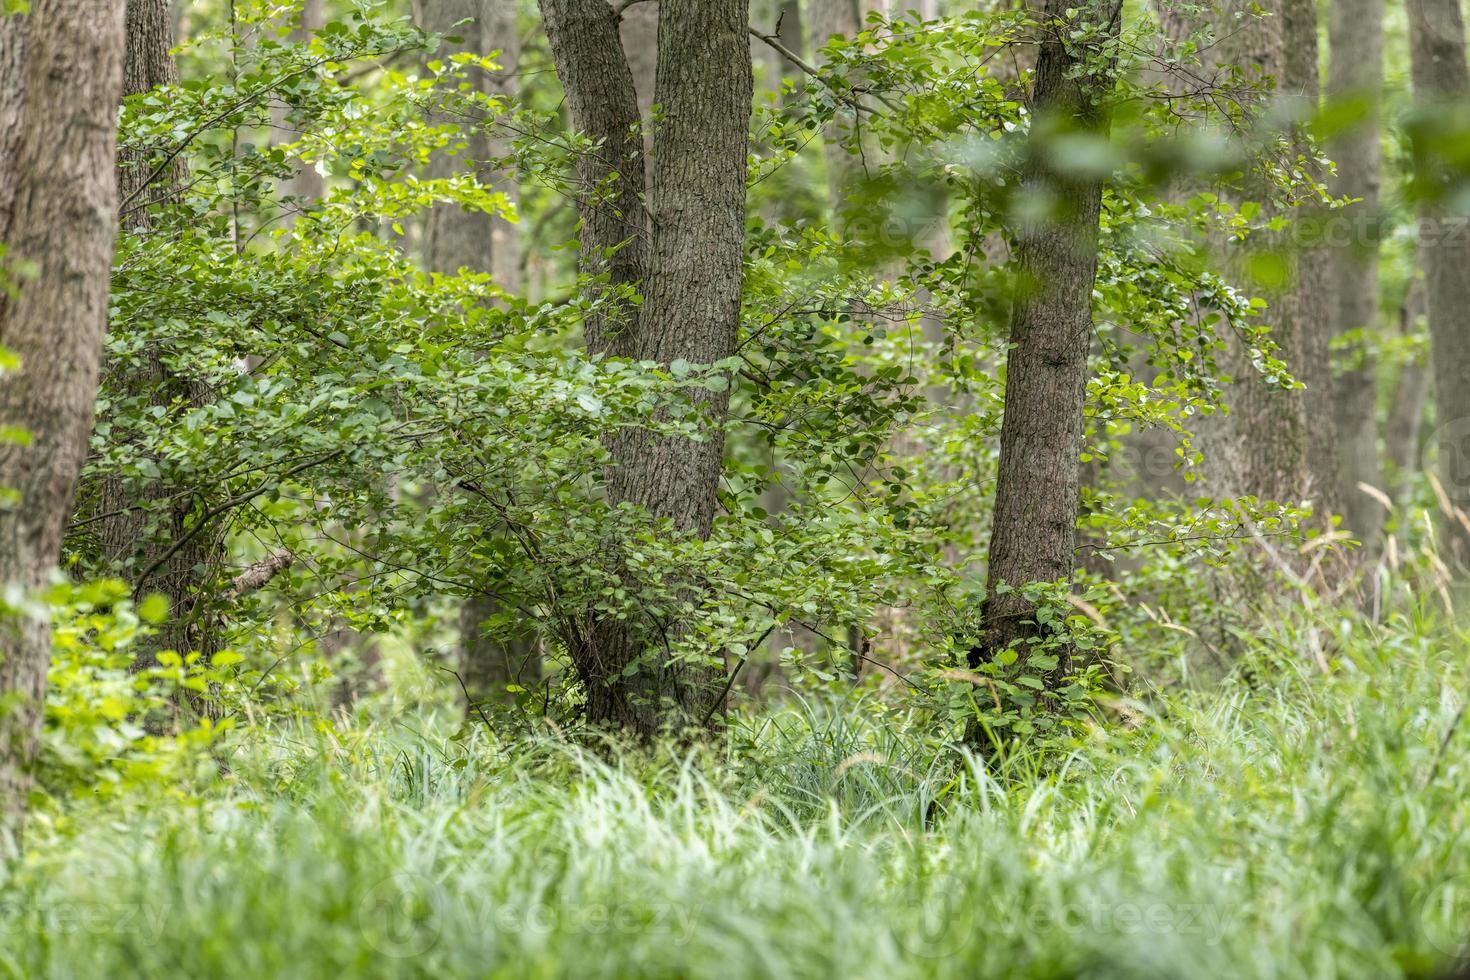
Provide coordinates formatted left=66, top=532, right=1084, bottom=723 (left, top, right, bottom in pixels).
left=2, top=609, right=1468, bottom=979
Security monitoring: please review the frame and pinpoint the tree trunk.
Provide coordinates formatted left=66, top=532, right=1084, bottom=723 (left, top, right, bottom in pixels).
left=86, top=0, right=222, bottom=667
left=0, top=0, right=126, bottom=850
left=414, top=0, right=499, bottom=275
left=540, top=0, right=648, bottom=356
left=1386, top=271, right=1430, bottom=502
left=118, top=0, right=185, bottom=225
left=412, top=0, right=541, bottom=703
left=1282, top=0, right=1343, bottom=525
left=274, top=0, right=325, bottom=227
left=969, top=0, right=1121, bottom=696
left=808, top=0, right=887, bottom=220
left=1327, top=0, right=1387, bottom=551
left=540, top=0, right=752, bottom=735
left=1407, top=0, right=1470, bottom=566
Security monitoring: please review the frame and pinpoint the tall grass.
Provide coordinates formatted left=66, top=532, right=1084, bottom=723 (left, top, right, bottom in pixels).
left=2, top=604, right=1468, bottom=978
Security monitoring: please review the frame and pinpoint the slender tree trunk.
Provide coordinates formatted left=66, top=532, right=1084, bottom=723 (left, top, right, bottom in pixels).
left=0, top=0, right=126, bottom=850
left=969, top=0, right=1121, bottom=697
left=274, top=0, right=325, bottom=227
left=414, top=0, right=499, bottom=275
left=84, top=0, right=222, bottom=668
left=1327, top=0, right=1387, bottom=550
left=1407, top=0, right=1470, bottom=565
left=1386, top=271, right=1430, bottom=502
left=540, top=0, right=752, bottom=734
left=540, top=0, right=647, bottom=356
left=809, top=0, right=887, bottom=219
left=417, top=0, right=542, bottom=703
left=1282, top=0, right=1344, bottom=525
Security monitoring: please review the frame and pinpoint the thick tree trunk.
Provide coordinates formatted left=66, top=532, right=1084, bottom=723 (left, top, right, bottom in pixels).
left=1207, top=0, right=1311, bottom=507
left=1407, top=0, right=1470, bottom=566
left=540, top=0, right=752, bottom=734
left=1327, top=0, right=1387, bottom=551
left=0, top=0, right=126, bottom=850
left=969, top=0, right=1120, bottom=695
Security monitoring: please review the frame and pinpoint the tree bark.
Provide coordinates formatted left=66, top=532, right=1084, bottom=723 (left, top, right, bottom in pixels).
left=969, top=0, right=1121, bottom=695
left=1327, top=0, right=1387, bottom=551
left=1282, top=0, right=1344, bottom=526
left=540, top=0, right=753, bottom=734
left=1407, top=0, right=1470, bottom=565
left=0, top=0, right=126, bottom=850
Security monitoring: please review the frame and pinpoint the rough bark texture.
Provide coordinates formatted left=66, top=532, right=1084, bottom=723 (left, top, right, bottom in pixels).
left=0, top=13, right=25, bottom=242
left=1327, top=0, right=1387, bottom=550
left=540, top=0, right=752, bottom=734
left=1407, top=0, right=1470, bottom=565
left=541, top=0, right=648, bottom=354
left=0, top=0, right=126, bottom=850
left=970, top=0, right=1120, bottom=690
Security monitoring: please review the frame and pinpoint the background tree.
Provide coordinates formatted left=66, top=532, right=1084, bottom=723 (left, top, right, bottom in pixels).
left=1328, top=0, right=1387, bottom=552
left=1408, top=0, right=1470, bottom=566
left=82, top=0, right=224, bottom=669
left=969, top=0, right=1122, bottom=717
left=410, top=0, right=539, bottom=702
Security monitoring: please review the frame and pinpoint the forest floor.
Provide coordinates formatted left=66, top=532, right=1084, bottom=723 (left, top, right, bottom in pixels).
left=2, top=601, right=1468, bottom=979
